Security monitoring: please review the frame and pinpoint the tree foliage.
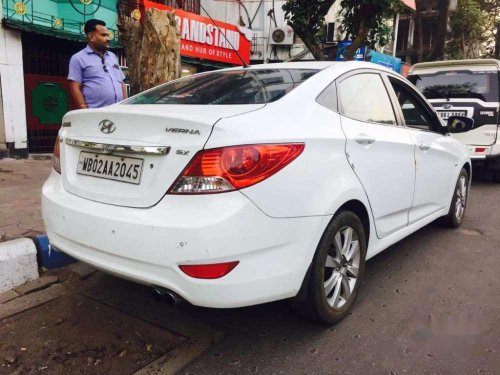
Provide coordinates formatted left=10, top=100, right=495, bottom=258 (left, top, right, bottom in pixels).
left=282, top=0, right=335, bottom=60
left=446, top=0, right=489, bottom=59
left=475, top=0, right=500, bottom=58
left=427, top=0, right=450, bottom=61
left=338, top=0, right=400, bottom=60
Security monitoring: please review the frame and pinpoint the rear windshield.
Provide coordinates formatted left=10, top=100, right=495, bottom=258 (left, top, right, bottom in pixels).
left=408, top=70, right=499, bottom=102
left=124, top=69, right=319, bottom=105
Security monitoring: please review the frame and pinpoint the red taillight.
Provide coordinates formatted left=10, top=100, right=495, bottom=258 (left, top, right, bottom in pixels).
left=169, top=143, right=304, bottom=194
left=179, top=261, right=239, bottom=279
left=53, top=136, right=61, bottom=173
left=475, top=147, right=486, bottom=153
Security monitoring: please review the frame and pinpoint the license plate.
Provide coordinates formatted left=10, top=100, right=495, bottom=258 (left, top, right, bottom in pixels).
left=77, top=152, right=143, bottom=184
left=438, top=111, right=466, bottom=120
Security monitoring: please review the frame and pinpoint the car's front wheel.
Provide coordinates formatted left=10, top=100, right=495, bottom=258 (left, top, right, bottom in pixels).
left=442, top=168, right=469, bottom=228
left=301, top=210, right=367, bottom=325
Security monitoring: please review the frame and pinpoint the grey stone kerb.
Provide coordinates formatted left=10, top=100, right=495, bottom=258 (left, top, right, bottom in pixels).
left=0, top=238, right=39, bottom=293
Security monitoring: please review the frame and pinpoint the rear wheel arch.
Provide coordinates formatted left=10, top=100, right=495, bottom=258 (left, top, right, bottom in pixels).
left=463, top=162, right=471, bottom=181
left=293, top=208, right=368, bottom=324
left=293, top=199, right=370, bottom=305
left=440, top=166, right=469, bottom=228
left=337, top=200, right=371, bottom=249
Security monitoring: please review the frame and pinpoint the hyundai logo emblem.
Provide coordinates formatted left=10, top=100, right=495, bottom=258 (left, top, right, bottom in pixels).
left=442, top=104, right=453, bottom=109
left=99, top=119, right=116, bottom=134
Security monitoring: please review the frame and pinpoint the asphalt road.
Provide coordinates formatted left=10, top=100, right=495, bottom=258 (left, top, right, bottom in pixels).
left=175, top=169, right=500, bottom=375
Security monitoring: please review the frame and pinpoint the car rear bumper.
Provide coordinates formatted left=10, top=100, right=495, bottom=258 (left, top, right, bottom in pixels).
left=42, top=170, right=330, bottom=308
left=466, top=129, right=500, bottom=160
left=467, top=145, right=492, bottom=159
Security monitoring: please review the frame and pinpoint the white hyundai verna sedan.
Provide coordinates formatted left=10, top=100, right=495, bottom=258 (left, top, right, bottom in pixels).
left=43, top=61, right=472, bottom=324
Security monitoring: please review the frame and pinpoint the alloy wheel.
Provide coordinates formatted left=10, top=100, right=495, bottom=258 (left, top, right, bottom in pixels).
left=454, top=175, right=467, bottom=221
left=324, top=226, right=361, bottom=309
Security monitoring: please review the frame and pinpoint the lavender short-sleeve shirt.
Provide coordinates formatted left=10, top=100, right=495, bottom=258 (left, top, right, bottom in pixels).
left=68, top=45, right=125, bottom=108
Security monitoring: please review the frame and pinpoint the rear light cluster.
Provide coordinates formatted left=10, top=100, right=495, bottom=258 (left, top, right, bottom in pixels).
left=168, top=143, right=304, bottom=194
left=53, top=136, right=61, bottom=174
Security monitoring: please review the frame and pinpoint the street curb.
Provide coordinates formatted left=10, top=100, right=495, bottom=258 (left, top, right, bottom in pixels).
left=0, top=238, right=39, bottom=293
left=0, top=235, right=74, bottom=294
left=28, top=153, right=52, bottom=161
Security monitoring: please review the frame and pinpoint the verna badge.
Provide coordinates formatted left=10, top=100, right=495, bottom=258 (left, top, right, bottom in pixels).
left=99, top=119, right=116, bottom=134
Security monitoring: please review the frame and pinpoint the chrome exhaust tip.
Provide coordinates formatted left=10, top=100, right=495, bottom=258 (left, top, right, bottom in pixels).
left=164, top=291, right=183, bottom=305
left=151, top=288, right=163, bottom=303
left=151, top=287, right=184, bottom=305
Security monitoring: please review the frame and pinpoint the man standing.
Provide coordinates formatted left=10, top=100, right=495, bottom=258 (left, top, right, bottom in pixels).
left=68, top=19, right=127, bottom=109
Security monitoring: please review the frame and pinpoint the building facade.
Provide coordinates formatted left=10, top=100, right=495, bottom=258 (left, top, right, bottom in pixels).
left=394, top=0, right=458, bottom=64
left=0, top=0, right=250, bottom=157
left=0, top=0, right=417, bottom=157
left=1, top=0, right=123, bottom=157
left=145, top=0, right=252, bottom=75
left=200, top=0, right=315, bottom=63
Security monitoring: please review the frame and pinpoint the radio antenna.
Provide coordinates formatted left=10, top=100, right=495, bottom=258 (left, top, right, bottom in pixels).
left=199, top=2, right=249, bottom=68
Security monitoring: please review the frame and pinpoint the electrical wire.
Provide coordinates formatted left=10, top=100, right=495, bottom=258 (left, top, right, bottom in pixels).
left=199, top=2, right=249, bottom=67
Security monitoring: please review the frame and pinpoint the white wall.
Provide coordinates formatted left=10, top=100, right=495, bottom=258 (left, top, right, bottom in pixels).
left=0, top=0, right=28, bottom=152
left=326, top=2, right=344, bottom=41
left=200, top=0, right=310, bottom=62
left=0, top=0, right=5, bottom=149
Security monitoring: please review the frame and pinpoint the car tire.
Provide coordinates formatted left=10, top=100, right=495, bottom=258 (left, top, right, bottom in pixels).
left=441, top=168, right=469, bottom=228
left=299, top=210, right=367, bottom=325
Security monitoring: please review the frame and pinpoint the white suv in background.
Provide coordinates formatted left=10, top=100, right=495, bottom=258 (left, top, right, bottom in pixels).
left=408, top=59, right=500, bottom=181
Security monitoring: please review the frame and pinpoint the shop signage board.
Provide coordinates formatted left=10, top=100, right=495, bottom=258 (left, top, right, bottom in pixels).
left=335, top=41, right=366, bottom=61
left=143, top=0, right=251, bottom=66
left=369, top=51, right=402, bottom=74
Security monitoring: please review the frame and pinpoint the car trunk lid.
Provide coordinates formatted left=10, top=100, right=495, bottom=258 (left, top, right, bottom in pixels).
left=60, top=104, right=265, bottom=208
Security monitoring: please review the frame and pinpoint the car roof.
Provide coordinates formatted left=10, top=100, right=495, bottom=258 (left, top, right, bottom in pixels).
left=410, top=59, right=500, bottom=73
left=222, top=61, right=397, bottom=74
left=219, top=61, right=337, bottom=71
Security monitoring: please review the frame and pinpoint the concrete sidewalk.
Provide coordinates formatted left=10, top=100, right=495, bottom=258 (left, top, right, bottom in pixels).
left=0, top=266, right=220, bottom=374
left=0, top=158, right=51, bottom=242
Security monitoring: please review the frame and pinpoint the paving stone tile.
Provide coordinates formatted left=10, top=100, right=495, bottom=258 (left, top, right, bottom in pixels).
left=68, top=262, right=98, bottom=279
left=14, top=275, right=59, bottom=296
left=0, top=290, right=19, bottom=304
left=0, top=159, right=51, bottom=242
left=0, top=284, right=66, bottom=320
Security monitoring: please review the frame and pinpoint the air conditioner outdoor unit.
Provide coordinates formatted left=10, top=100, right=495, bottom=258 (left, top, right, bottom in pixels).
left=270, top=26, right=294, bottom=45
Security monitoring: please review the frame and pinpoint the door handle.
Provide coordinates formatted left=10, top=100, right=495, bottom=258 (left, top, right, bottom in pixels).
left=354, top=134, right=375, bottom=145
left=419, top=142, right=431, bottom=151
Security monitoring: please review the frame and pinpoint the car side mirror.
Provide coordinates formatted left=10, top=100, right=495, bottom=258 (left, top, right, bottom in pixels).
left=447, top=116, right=474, bottom=133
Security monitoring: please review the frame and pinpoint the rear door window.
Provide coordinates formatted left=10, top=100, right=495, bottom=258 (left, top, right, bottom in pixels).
left=338, top=73, right=397, bottom=125
left=124, top=69, right=319, bottom=105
